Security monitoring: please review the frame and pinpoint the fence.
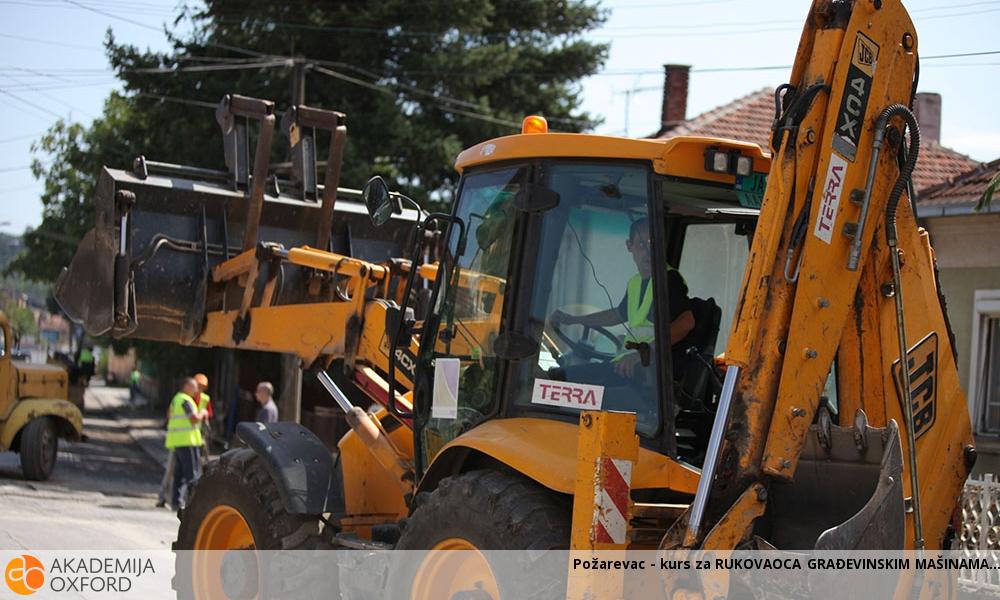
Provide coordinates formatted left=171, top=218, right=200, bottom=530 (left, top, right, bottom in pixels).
left=955, top=474, right=1000, bottom=593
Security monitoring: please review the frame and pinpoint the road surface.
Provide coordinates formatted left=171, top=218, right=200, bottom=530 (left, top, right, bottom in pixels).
left=0, top=384, right=179, bottom=550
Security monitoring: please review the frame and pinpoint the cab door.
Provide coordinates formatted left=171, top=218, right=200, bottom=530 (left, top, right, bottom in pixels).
left=0, top=318, right=14, bottom=421
left=412, top=164, right=527, bottom=471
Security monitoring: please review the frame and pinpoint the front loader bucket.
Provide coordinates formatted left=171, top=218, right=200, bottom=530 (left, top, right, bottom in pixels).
left=759, top=410, right=905, bottom=550
left=55, top=218, right=117, bottom=338
left=55, top=166, right=416, bottom=344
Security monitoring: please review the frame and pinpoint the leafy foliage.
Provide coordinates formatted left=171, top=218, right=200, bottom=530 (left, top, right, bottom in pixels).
left=977, top=170, right=999, bottom=212
left=12, top=0, right=607, bottom=282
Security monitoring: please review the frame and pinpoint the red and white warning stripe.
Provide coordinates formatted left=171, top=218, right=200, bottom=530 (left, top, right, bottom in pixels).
left=592, top=456, right=632, bottom=545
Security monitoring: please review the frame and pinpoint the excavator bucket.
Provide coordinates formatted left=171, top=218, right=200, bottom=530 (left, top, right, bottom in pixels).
left=55, top=95, right=417, bottom=345
left=761, top=410, right=905, bottom=550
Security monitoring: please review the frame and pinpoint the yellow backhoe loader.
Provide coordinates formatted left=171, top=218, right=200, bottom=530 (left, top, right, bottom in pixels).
left=55, top=0, right=974, bottom=597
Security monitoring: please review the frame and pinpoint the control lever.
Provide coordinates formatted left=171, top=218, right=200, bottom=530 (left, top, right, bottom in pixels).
left=686, top=346, right=724, bottom=388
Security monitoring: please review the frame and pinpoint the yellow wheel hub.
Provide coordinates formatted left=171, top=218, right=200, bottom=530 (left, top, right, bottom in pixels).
left=192, top=505, right=258, bottom=600
left=195, top=505, right=255, bottom=550
left=410, top=538, right=500, bottom=600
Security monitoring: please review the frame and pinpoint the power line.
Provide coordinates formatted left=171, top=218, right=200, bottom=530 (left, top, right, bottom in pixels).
left=131, top=59, right=291, bottom=74
left=59, top=0, right=164, bottom=32
left=137, top=93, right=220, bottom=110
left=0, top=89, right=64, bottom=119
left=608, top=0, right=737, bottom=10
left=599, top=0, right=1000, bottom=28
left=311, top=65, right=522, bottom=129
left=1, top=74, right=97, bottom=119
left=0, top=32, right=104, bottom=51
left=0, top=131, right=46, bottom=144
left=924, top=50, right=1000, bottom=60
left=0, top=80, right=119, bottom=92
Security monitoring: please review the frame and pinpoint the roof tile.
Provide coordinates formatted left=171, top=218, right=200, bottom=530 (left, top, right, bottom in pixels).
left=655, top=88, right=980, bottom=194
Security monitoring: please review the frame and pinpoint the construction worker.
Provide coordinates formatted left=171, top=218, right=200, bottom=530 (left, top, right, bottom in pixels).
left=551, top=218, right=695, bottom=383
left=193, top=373, right=212, bottom=465
left=129, top=367, right=141, bottom=404
left=165, top=377, right=207, bottom=510
left=78, top=346, right=95, bottom=386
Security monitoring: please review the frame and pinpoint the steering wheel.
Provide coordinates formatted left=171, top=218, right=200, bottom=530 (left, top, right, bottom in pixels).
left=550, top=321, right=623, bottom=362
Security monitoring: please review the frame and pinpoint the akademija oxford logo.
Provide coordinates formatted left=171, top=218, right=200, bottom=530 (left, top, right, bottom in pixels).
left=4, top=555, right=45, bottom=596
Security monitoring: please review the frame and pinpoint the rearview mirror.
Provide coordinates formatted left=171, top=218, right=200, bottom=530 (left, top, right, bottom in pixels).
left=362, top=176, right=400, bottom=227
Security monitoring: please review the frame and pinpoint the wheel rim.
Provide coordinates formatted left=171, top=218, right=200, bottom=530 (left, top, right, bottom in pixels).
left=410, top=538, right=500, bottom=600
left=192, top=505, right=257, bottom=600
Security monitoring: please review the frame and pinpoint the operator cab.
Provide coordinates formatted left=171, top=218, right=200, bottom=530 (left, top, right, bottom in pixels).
left=378, top=124, right=768, bottom=471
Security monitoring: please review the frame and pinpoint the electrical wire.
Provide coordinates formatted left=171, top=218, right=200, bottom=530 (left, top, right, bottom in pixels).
left=0, top=33, right=103, bottom=51
left=1, top=74, right=97, bottom=119
left=59, top=0, right=165, bottom=32
left=131, top=59, right=291, bottom=74
left=137, top=93, right=218, bottom=109
left=0, top=131, right=47, bottom=144
left=0, top=89, right=64, bottom=119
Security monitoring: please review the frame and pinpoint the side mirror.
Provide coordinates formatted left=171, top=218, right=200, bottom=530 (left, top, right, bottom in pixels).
left=362, top=176, right=400, bottom=227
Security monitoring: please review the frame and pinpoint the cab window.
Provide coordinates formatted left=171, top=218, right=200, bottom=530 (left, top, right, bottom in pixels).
left=677, top=222, right=750, bottom=351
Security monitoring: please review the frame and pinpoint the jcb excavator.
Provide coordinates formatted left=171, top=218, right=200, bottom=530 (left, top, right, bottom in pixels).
left=56, top=0, right=974, bottom=597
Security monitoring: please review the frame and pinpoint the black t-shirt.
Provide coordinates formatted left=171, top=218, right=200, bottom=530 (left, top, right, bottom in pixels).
left=616, top=269, right=692, bottom=324
left=617, top=270, right=695, bottom=376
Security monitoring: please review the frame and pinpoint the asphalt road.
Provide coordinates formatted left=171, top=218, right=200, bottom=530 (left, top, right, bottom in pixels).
left=0, top=384, right=180, bottom=550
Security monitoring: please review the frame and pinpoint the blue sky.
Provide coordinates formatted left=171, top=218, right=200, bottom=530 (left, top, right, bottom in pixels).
left=1, top=0, right=997, bottom=233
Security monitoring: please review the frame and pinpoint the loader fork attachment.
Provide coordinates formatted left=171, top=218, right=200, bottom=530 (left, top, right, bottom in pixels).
left=55, top=94, right=413, bottom=345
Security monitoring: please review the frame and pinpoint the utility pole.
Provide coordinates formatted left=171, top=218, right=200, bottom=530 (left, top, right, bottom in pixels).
left=291, top=56, right=306, bottom=106
left=288, top=55, right=308, bottom=424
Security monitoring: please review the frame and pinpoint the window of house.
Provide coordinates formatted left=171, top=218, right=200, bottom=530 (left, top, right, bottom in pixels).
left=971, top=291, right=1000, bottom=435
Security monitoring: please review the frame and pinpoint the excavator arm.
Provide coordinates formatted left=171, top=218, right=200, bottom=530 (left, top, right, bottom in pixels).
left=684, top=0, right=974, bottom=551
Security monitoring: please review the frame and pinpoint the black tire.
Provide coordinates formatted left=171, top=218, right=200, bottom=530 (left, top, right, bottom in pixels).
left=20, top=417, right=57, bottom=481
left=173, top=448, right=332, bottom=600
left=390, top=469, right=570, bottom=599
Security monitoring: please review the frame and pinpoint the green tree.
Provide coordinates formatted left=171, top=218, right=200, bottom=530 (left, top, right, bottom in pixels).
left=3, top=305, right=37, bottom=338
left=12, top=0, right=607, bottom=282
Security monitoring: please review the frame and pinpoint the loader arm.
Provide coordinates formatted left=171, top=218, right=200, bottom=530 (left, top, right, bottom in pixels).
left=686, top=0, right=974, bottom=551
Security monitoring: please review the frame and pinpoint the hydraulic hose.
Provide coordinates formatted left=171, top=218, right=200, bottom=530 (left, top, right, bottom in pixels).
left=880, top=104, right=921, bottom=246
left=877, top=103, right=924, bottom=553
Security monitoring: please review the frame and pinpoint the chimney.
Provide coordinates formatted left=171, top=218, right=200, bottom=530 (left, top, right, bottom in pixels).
left=913, top=92, right=941, bottom=144
left=661, top=64, right=691, bottom=131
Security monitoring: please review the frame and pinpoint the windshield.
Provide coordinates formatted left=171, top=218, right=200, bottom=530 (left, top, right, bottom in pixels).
left=509, top=163, right=661, bottom=436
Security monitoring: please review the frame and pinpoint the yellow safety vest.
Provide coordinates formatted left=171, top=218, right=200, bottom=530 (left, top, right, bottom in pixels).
left=616, top=266, right=686, bottom=361
left=165, top=392, right=202, bottom=449
left=197, top=392, right=211, bottom=413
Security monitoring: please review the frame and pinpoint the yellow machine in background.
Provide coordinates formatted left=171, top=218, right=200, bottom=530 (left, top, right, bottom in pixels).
left=55, top=0, right=974, bottom=597
left=0, top=312, right=83, bottom=481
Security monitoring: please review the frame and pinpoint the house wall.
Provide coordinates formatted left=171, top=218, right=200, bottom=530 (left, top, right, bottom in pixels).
left=922, top=213, right=1000, bottom=473
left=924, top=214, right=1000, bottom=385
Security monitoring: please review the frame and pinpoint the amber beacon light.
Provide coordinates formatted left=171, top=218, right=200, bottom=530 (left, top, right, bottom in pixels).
left=521, top=115, right=548, bottom=134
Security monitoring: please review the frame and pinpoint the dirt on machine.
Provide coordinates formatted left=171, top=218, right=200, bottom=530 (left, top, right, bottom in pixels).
left=56, top=0, right=975, bottom=597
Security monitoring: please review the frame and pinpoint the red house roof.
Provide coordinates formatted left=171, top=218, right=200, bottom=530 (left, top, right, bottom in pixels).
left=919, top=158, right=1000, bottom=208
left=656, top=87, right=980, bottom=194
